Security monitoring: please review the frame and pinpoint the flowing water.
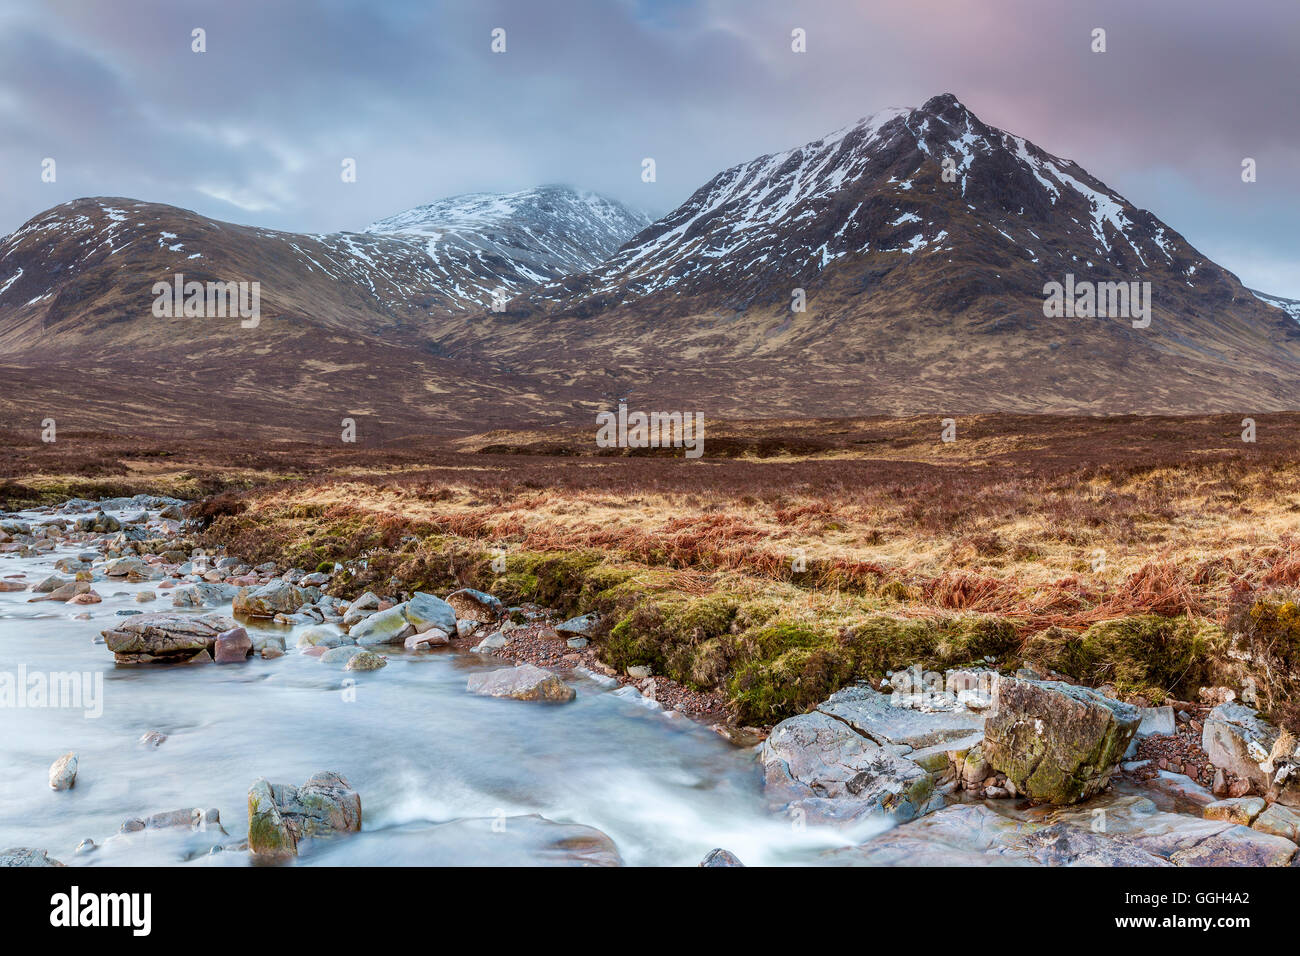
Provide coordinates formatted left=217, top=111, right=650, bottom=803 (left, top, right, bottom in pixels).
left=0, top=504, right=884, bottom=866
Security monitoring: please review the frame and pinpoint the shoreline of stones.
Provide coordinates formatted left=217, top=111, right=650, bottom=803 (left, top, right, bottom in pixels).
left=4, top=495, right=1300, bottom=867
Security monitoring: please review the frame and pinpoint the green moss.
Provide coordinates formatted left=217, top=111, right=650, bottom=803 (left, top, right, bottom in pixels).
left=602, top=595, right=739, bottom=679
left=729, top=645, right=853, bottom=722
left=721, top=612, right=1017, bottom=725
left=1023, top=615, right=1229, bottom=702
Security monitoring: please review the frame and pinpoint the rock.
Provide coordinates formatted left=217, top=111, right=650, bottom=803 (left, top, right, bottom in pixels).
left=0, top=579, right=27, bottom=592
left=472, top=632, right=507, bottom=653
left=818, top=684, right=985, bottom=759
left=297, top=626, right=350, bottom=649
left=1204, top=797, right=1268, bottom=826
left=466, top=664, right=575, bottom=702
left=139, top=731, right=167, bottom=747
left=405, top=628, right=450, bottom=649
left=101, top=612, right=236, bottom=663
left=825, top=803, right=1166, bottom=867
left=103, top=556, right=146, bottom=577
left=247, top=771, right=362, bottom=860
left=1135, top=705, right=1177, bottom=737
left=627, top=665, right=651, bottom=679
left=75, top=839, right=96, bottom=855
left=556, top=613, right=600, bottom=638
left=0, top=847, right=63, bottom=867
left=320, top=645, right=364, bottom=665
left=1169, top=827, right=1297, bottom=867
left=233, top=580, right=305, bottom=618
left=28, top=580, right=90, bottom=603
left=67, top=591, right=102, bottom=605
left=567, top=637, right=589, bottom=649
left=446, top=587, right=504, bottom=623
left=1252, top=803, right=1300, bottom=842
left=134, top=590, right=157, bottom=603
left=347, top=591, right=380, bottom=613
left=1212, top=768, right=1229, bottom=796
left=1202, top=703, right=1298, bottom=805
left=345, top=650, right=388, bottom=671
left=171, top=581, right=236, bottom=608
left=1140, top=770, right=1218, bottom=811
left=262, top=646, right=284, bottom=660
left=251, top=633, right=285, bottom=654
left=403, top=591, right=457, bottom=634
left=299, top=571, right=331, bottom=587
left=760, top=711, right=934, bottom=825
left=214, top=626, right=253, bottom=664
left=48, top=752, right=78, bottom=790
left=982, top=677, right=1140, bottom=804
left=699, top=848, right=744, bottom=867
left=350, top=603, right=415, bottom=646
left=33, top=574, right=69, bottom=593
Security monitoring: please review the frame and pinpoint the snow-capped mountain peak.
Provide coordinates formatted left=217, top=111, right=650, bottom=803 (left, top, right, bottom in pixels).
left=365, top=184, right=649, bottom=283
left=532, top=93, right=1218, bottom=312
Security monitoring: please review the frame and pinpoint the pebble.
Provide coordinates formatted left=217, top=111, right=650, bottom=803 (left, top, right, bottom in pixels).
left=49, top=752, right=78, bottom=790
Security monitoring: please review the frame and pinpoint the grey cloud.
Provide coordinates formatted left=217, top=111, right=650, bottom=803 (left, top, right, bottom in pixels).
left=0, top=0, right=1295, bottom=294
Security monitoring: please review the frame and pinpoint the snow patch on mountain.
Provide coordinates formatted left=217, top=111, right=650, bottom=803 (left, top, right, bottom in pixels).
left=1251, top=289, right=1300, bottom=325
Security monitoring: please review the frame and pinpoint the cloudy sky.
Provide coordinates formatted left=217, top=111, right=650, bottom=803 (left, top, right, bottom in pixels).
left=2, top=0, right=1297, bottom=294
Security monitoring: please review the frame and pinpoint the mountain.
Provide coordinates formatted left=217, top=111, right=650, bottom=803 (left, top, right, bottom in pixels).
left=2, top=95, right=1298, bottom=437
left=0, top=186, right=646, bottom=354
left=408, top=94, right=1300, bottom=417
left=0, top=187, right=646, bottom=439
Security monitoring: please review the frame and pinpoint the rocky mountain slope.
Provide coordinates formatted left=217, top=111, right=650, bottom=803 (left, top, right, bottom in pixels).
left=447, top=93, right=1300, bottom=416
left=0, top=186, right=646, bottom=354
left=365, top=184, right=649, bottom=287
left=1, top=95, right=1298, bottom=435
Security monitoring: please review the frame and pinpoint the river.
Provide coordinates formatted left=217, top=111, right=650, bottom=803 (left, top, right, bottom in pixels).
left=0, top=502, right=884, bottom=866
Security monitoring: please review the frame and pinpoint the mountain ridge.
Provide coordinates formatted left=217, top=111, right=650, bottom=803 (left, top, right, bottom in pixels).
left=2, top=94, right=1298, bottom=436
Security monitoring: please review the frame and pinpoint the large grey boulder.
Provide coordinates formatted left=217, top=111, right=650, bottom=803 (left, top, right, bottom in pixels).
left=233, top=580, right=305, bottom=618
left=350, top=603, right=415, bottom=646
left=816, top=684, right=985, bottom=771
left=760, top=711, right=934, bottom=826
left=248, top=771, right=362, bottom=860
left=466, top=664, right=575, bottom=702
left=404, top=592, right=456, bottom=634
left=982, top=677, right=1140, bottom=804
left=101, top=612, right=237, bottom=663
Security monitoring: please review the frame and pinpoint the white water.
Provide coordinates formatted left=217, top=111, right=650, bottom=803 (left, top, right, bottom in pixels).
left=0, top=504, right=879, bottom=866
